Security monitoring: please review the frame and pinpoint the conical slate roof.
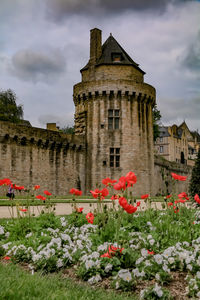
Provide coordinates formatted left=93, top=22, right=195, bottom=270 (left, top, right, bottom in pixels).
left=81, top=34, right=145, bottom=74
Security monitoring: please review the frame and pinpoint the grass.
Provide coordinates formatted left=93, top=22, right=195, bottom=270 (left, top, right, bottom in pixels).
left=0, top=196, right=165, bottom=206
left=0, top=263, right=138, bottom=300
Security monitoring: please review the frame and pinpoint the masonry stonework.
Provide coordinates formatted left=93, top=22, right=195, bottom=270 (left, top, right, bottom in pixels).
left=0, top=28, right=192, bottom=195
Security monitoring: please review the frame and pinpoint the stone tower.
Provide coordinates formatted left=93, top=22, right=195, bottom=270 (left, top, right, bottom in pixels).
left=73, top=28, right=156, bottom=194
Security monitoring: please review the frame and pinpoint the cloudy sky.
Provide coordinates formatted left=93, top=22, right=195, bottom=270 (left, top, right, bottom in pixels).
left=0, top=0, right=200, bottom=131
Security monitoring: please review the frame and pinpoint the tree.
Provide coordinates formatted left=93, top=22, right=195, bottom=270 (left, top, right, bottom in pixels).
left=60, top=126, right=75, bottom=134
left=189, top=148, right=200, bottom=198
left=0, top=89, right=23, bottom=123
left=152, top=105, right=162, bottom=142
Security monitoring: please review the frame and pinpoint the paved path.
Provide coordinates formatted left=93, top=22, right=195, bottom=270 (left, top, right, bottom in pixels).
left=0, top=201, right=192, bottom=218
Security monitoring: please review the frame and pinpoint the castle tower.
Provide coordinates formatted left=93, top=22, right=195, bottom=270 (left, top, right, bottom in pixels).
left=73, top=28, right=156, bottom=194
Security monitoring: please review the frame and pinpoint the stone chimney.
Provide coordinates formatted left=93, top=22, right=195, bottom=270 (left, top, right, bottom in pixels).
left=46, top=123, right=59, bottom=131
left=90, top=28, right=102, bottom=65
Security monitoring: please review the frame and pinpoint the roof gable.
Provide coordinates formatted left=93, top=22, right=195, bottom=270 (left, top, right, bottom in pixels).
left=95, top=35, right=145, bottom=73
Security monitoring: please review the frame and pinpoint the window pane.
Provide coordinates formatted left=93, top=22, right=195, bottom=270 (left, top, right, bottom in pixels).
left=108, top=110, right=113, bottom=117
left=115, top=110, right=119, bottom=117
left=116, top=148, right=120, bottom=154
left=115, top=118, right=119, bottom=129
left=110, top=148, right=114, bottom=154
left=116, top=157, right=120, bottom=167
left=108, top=118, right=113, bottom=129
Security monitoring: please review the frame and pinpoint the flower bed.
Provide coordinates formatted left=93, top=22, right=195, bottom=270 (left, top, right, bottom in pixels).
left=1, top=172, right=200, bottom=299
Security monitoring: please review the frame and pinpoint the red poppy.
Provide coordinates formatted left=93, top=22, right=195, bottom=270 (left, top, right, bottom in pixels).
left=118, top=197, right=129, bottom=210
left=175, top=199, right=186, bottom=204
left=43, top=190, right=52, bottom=196
left=34, top=185, right=40, bottom=190
left=76, top=207, right=83, bottom=213
left=178, top=192, right=189, bottom=200
left=111, top=194, right=119, bottom=200
left=173, top=206, right=179, bottom=213
left=100, top=252, right=111, bottom=258
left=126, top=205, right=137, bottom=214
left=171, top=173, right=187, bottom=181
left=136, top=201, right=141, bottom=207
left=19, top=208, right=28, bottom=212
left=166, top=194, right=172, bottom=199
left=147, top=250, right=155, bottom=255
left=168, top=202, right=173, bottom=206
left=14, top=185, right=25, bottom=190
left=125, top=171, right=137, bottom=186
left=102, top=177, right=117, bottom=187
left=36, top=195, right=46, bottom=201
left=118, top=197, right=137, bottom=214
left=90, top=188, right=109, bottom=200
left=141, top=194, right=149, bottom=199
left=70, top=188, right=82, bottom=196
left=0, top=178, right=12, bottom=186
left=4, top=256, right=11, bottom=260
left=101, top=245, right=124, bottom=258
left=113, top=172, right=137, bottom=191
left=113, top=176, right=126, bottom=191
left=86, top=212, right=94, bottom=224
left=194, top=194, right=200, bottom=204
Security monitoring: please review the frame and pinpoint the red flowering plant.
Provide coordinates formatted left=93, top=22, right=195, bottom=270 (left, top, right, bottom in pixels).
left=164, top=173, right=189, bottom=212
left=69, top=188, right=83, bottom=213
left=108, top=172, right=139, bottom=245
left=90, top=187, right=109, bottom=214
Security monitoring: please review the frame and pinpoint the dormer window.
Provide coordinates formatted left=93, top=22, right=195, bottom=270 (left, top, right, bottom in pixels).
left=112, top=53, right=123, bottom=62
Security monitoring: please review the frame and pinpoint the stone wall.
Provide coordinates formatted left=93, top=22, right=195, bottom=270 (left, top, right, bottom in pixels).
left=0, top=121, right=86, bottom=195
left=153, top=155, right=192, bottom=196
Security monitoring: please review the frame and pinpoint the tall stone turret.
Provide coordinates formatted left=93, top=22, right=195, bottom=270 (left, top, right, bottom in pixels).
left=73, top=28, right=156, bottom=194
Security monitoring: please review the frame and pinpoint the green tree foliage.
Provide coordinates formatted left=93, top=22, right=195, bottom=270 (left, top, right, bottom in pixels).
left=60, top=126, right=75, bottom=134
left=189, top=148, right=200, bottom=198
left=0, top=89, right=23, bottom=123
left=152, top=105, right=162, bottom=142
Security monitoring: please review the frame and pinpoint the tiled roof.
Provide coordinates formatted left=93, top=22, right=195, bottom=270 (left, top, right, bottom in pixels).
left=158, top=126, right=170, bottom=137
left=81, top=34, right=145, bottom=74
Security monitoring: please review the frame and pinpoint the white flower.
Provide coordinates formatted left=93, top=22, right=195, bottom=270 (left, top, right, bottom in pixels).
left=25, top=232, right=32, bottom=238
left=162, top=264, right=170, bottom=273
left=168, top=257, right=175, bottom=264
left=155, top=273, right=160, bottom=281
left=136, top=257, right=144, bottom=265
left=147, top=235, right=153, bottom=240
left=2, top=242, right=11, bottom=250
left=88, top=274, right=102, bottom=284
left=141, top=248, right=148, bottom=258
left=196, top=291, right=200, bottom=298
left=118, top=269, right=132, bottom=282
left=154, top=254, right=163, bottom=265
left=5, top=232, right=10, bottom=238
left=149, top=239, right=155, bottom=246
left=85, top=260, right=94, bottom=270
left=56, top=258, right=63, bottom=268
left=105, top=263, right=113, bottom=273
left=153, top=283, right=163, bottom=298
left=91, top=251, right=99, bottom=259
left=196, top=271, right=200, bottom=279
left=187, top=264, right=193, bottom=271
left=0, top=225, right=5, bottom=235
left=140, top=289, right=146, bottom=299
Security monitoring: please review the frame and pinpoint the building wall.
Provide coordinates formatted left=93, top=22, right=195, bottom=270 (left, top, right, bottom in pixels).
left=154, top=155, right=192, bottom=196
left=0, top=121, right=86, bottom=195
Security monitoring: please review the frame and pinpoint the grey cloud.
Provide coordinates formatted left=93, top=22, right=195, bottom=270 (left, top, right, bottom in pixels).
left=159, top=96, right=200, bottom=131
left=45, top=0, right=187, bottom=21
left=38, top=112, right=74, bottom=128
left=182, top=31, right=200, bottom=72
left=9, top=49, right=66, bottom=83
